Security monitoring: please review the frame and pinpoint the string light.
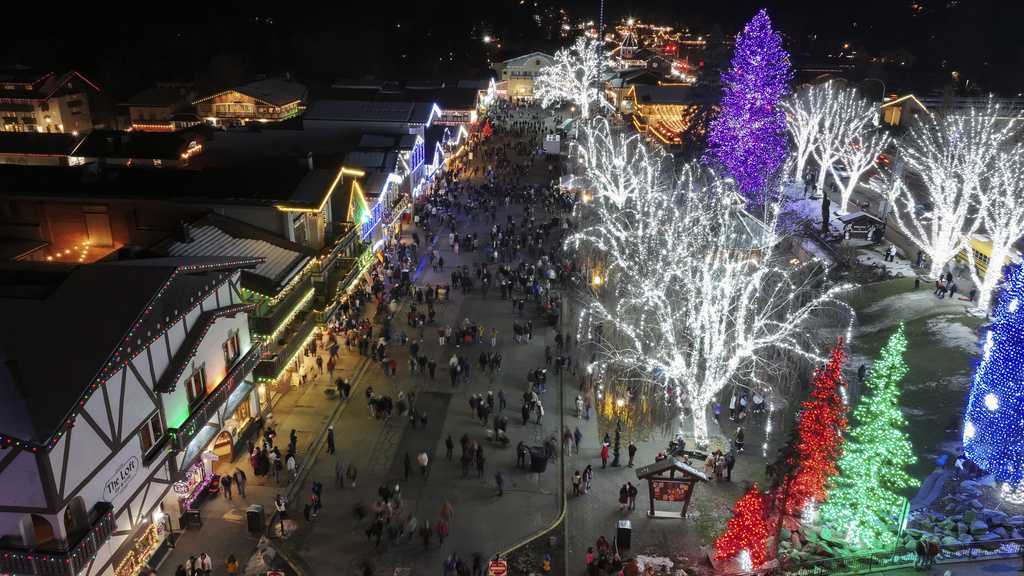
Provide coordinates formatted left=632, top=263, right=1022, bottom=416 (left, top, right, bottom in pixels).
left=570, top=117, right=852, bottom=445
left=820, top=325, right=917, bottom=549
left=886, top=97, right=1015, bottom=279
left=784, top=341, right=848, bottom=515
left=535, top=35, right=610, bottom=120
left=966, top=147, right=1024, bottom=311
left=964, top=264, right=1024, bottom=496
left=706, top=9, right=793, bottom=205
left=714, top=484, right=771, bottom=569
left=0, top=258, right=261, bottom=452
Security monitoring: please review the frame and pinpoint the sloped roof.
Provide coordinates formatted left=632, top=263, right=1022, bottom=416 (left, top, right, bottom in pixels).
left=501, top=51, right=555, bottom=66
left=161, top=213, right=314, bottom=291
left=69, top=129, right=196, bottom=160
left=195, top=77, right=307, bottom=107
left=0, top=257, right=258, bottom=444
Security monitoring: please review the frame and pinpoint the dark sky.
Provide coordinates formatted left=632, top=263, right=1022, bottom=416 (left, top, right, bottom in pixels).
left=1, top=1, right=1020, bottom=98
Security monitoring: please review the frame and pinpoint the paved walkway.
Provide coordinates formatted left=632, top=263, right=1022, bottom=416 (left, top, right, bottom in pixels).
left=884, top=556, right=1024, bottom=575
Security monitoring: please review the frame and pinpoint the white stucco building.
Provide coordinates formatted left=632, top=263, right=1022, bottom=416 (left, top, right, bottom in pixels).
left=0, top=256, right=264, bottom=576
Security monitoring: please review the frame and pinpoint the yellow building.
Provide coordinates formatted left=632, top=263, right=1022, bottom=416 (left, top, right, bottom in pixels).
left=491, top=52, right=555, bottom=101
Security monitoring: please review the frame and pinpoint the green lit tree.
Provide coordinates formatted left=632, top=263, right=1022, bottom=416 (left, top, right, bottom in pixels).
left=820, top=325, right=917, bottom=549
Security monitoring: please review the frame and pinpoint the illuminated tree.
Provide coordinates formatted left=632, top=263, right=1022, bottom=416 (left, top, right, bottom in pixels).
left=785, top=341, right=848, bottom=516
left=782, top=83, right=827, bottom=183
left=886, top=99, right=1014, bottom=278
left=809, top=82, right=877, bottom=201
left=963, top=264, right=1024, bottom=501
left=821, top=326, right=917, bottom=549
left=570, top=119, right=852, bottom=446
left=715, top=484, right=771, bottom=571
left=968, top=147, right=1024, bottom=311
left=831, top=126, right=891, bottom=214
left=707, top=9, right=793, bottom=205
left=535, top=36, right=609, bottom=120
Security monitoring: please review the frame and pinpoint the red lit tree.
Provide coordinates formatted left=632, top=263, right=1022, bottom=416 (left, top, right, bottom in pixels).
left=715, top=484, right=771, bottom=570
left=785, top=341, right=848, bottom=515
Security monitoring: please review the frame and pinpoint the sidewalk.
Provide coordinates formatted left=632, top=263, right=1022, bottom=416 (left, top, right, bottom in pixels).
left=156, top=297, right=374, bottom=575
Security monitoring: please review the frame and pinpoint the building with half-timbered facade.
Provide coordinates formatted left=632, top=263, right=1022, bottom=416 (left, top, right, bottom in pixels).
left=0, top=255, right=263, bottom=576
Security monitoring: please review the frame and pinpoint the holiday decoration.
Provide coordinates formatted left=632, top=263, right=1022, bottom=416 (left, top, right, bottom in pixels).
left=821, top=326, right=917, bottom=549
left=535, top=36, right=609, bottom=120
left=963, top=264, right=1024, bottom=497
left=570, top=118, right=853, bottom=446
left=785, top=341, right=848, bottom=515
left=967, top=148, right=1024, bottom=311
left=886, top=98, right=1015, bottom=279
left=707, top=9, right=793, bottom=204
left=715, top=484, right=771, bottom=570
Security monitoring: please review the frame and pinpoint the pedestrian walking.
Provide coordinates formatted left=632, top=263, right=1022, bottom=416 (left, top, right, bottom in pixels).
left=334, top=460, right=344, bottom=488
left=573, top=427, right=582, bottom=455
left=327, top=426, right=335, bottom=455
left=221, top=473, right=233, bottom=499
left=627, top=442, right=637, bottom=467
left=418, top=451, right=430, bottom=476
left=618, top=484, right=629, bottom=511
left=627, top=482, right=638, bottom=510
left=495, top=471, right=504, bottom=496
left=347, top=463, right=358, bottom=488
left=572, top=470, right=582, bottom=495
left=234, top=469, right=247, bottom=498
left=601, top=443, right=609, bottom=469
left=436, top=518, right=449, bottom=545
left=445, top=435, right=454, bottom=460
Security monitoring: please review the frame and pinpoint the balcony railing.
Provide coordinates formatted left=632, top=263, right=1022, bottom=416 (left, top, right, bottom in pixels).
left=170, top=343, right=263, bottom=452
left=0, top=502, right=114, bottom=576
left=254, top=312, right=318, bottom=382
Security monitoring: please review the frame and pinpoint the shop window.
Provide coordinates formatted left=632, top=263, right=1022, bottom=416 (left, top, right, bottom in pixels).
left=185, top=366, right=206, bottom=406
left=222, top=329, right=240, bottom=366
left=139, top=413, right=164, bottom=455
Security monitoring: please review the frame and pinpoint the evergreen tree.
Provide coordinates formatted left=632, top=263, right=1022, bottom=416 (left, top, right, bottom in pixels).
left=706, top=9, right=793, bottom=205
left=963, top=264, right=1024, bottom=495
left=715, top=484, right=771, bottom=570
left=786, top=341, right=848, bottom=516
left=820, top=326, right=917, bottom=549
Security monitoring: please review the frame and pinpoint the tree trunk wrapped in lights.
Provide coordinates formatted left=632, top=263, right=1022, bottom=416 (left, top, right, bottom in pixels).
left=569, top=118, right=852, bottom=447
left=885, top=98, right=1015, bottom=279
left=967, top=148, right=1024, bottom=312
left=534, top=36, right=609, bottom=120
left=820, top=326, right=917, bottom=549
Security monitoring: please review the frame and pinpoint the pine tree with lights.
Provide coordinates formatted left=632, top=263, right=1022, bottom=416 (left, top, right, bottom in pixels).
left=715, top=484, right=772, bottom=570
left=706, top=9, right=793, bottom=205
left=820, top=326, right=917, bottom=549
left=963, top=264, right=1024, bottom=498
left=785, top=341, right=849, bottom=516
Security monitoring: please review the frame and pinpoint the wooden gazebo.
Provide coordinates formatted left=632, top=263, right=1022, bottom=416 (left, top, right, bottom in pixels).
left=635, top=457, right=708, bottom=518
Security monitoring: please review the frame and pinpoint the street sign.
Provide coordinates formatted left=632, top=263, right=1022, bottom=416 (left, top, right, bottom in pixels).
left=488, top=560, right=508, bottom=576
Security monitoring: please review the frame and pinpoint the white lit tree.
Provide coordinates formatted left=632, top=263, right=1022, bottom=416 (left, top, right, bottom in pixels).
left=969, top=146, right=1024, bottom=311
left=569, top=120, right=852, bottom=445
left=810, top=82, right=876, bottom=196
left=535, top=36, right=609, bottom=120
left=831, top=127, right=892, bottom=214
left=782, top=83, right=827, bottom=183
left=886, top=99, right=1015, bottom=279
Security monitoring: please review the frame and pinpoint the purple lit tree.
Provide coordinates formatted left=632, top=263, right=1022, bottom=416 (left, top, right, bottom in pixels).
left=707, top=9, right=793, bottom=206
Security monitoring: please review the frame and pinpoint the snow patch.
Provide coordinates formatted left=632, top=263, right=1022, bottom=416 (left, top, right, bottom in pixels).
left=857, top=290, right=970, bottom=335
left=925, top=317, right=982, bottom=355
left=856, top=248, right=916, bottom=278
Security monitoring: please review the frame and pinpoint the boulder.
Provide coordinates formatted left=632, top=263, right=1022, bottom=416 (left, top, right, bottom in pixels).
left=978, top=474, right=997, bottom=487
left=780, top=528, right=791, bottom=541
left=1007, top=515, right=1024, bottom=527
left=944, top=503, right=959, bottom=514
left=970, top=520, right=989, bottom=535
left=994, top=527, right=1009, bottom=538
left=963, top=510, right=977, bottom=525
left=1013, top=529, right=1023, bottom=539
left=941, top=535, right=961, bottom=548
left=960, top=479, right=979, bottom=491
left=976, top=532, right=1002, bottom=550
left=969, top=498, right=984, bottom=509
left=956, top=522, right=968, bottom=534
left=959, top=534, right=974, bottom=544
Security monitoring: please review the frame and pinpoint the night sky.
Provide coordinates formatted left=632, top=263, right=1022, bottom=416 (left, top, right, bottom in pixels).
left=1, top=1, right=1020, bottom=99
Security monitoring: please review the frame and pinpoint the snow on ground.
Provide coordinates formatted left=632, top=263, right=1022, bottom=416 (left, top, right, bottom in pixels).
left=780, top=181, right=846, bottom=235
left=857, top=289, right=970, bottom=334
left=856, top=248, right=917, bottom=278
left=926, top=316, right=982, bottom=355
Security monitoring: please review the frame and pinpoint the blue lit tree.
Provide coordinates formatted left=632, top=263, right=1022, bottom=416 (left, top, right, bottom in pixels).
left=964, top=264, right=1024, bottom=498
left=706, top=9, right=793, bottom=206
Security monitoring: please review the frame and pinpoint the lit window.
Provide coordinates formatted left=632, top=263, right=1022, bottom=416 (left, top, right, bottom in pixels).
left=139, top=413, right=164, bottom=453
left=186, top=366, right=206, bottom=405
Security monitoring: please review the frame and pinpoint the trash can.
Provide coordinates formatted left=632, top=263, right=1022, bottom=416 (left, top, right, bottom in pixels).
left=616, top=520, right=632, bottom=550
left=247, top=504, right=265, bottom=534
left=529, top=446, right=548, bottom=473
